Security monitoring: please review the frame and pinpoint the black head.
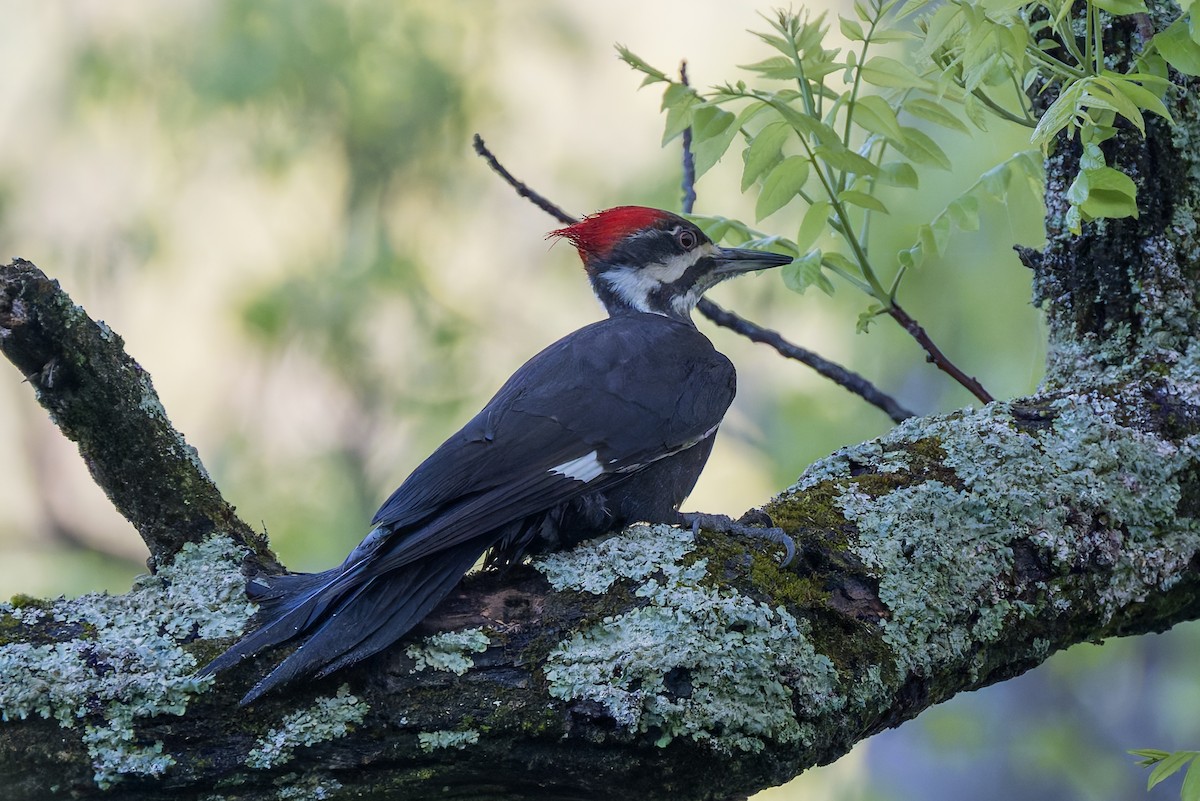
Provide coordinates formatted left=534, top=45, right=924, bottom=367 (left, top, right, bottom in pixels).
left=550, top=206, right=793, bottom=323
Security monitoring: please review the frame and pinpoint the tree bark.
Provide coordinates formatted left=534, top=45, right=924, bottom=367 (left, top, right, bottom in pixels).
left=3, top=30, right=1200, bottom=801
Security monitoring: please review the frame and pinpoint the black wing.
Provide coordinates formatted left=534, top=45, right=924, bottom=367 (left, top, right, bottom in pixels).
left=201, top=313, right=735, bottom=701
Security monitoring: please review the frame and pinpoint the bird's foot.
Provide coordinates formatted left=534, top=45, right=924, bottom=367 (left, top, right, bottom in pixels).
left=677, top=511, right=795, bottom=567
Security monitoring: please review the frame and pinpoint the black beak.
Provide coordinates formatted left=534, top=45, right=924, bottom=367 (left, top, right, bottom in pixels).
left=711, top=247, right=794, bottom=277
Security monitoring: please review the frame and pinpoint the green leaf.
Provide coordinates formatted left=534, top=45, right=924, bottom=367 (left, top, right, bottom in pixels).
left=838, top=189, right=889, bottom=213
left=1183, top=758, right=1200, bottom=801
left=759, top=94, right=843, bottom=146
left=918, top=216, right=952, bottom=256
left=840, top=16, right=865, bottom=41
left=782, top=250, right=834, bottom=294
left=823, top=251, right=860, bottom=276
left=1080, top=141, right=1105, bottom=170
left=1153, top=18, right=1200, bottom=75
left=1031, top=80, right=1084, bottom=150
left=853, top=94, right=906, bottom=142
left=893, top=126, right=952, bottom=169
left=616, top=45, right=670, bottom=86
left=1129, top=749, right=1171, bottom=765
left=756, top=155, right=811, bottom=220
left=740, top=55, right=804, bottom=81
left=1089, top=76, right=1146, bottom=135
left=796, top=200, right=831, bottom=251
left=661, top=83, right=702, bottom=144
left=1091, top=0, right=1148, bottom=13
left=860, top=56, right=935, bottom=90
left=1078, top=166, right=1139, bottom=219
left=856, top=303, right=885, bottom=333
left=903, top=97, right=970, bottom=134
left=690, top=106, right=740, bottom=178
left=742, top=121, right=791, bottom=191
left=815, top=142, right=881, bottom=176
left=1148, top=752, right=1198, bottom=791
left=878, top=161, right=920, bottom=188
left=948, top=195, right=980, bottom=230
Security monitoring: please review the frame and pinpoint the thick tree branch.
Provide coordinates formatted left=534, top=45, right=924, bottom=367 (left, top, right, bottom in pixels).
left=3, top=14, right=1200, bottom=800
left=0, top=260, right=277, bottom=572
left=474, top=134, right=914, bottom=423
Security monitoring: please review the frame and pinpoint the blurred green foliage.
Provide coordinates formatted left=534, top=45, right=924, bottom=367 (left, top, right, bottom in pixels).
left=1, top=3, right=1198, bottom=801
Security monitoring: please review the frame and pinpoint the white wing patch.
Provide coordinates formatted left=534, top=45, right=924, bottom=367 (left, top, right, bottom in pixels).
left=549, top=450, right=605, bottom=482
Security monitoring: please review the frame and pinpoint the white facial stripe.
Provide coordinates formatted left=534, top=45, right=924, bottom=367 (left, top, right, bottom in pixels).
left=602, top=267, right=656, bottom=313
left=602, top=243, right=716, bottom=317
left=549, top=450, right=605, bottom=482
left=644, top=250, right=697, bottom=284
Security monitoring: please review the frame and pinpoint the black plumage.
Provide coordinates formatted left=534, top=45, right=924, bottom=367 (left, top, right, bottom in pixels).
left=200, top=206, right=791, bottom=703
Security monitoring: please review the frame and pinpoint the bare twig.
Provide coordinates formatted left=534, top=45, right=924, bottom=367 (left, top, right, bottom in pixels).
left=698, top=299, right=914, bottom=422
left=675, top=64, right=915, bottom=421
left=888, top=303, right=995, bottom=405
left=680, top=61, right=697, bottom=215
left=473, top=134, right=574, bottom=226
left=473, top=132, right=918, bottom=422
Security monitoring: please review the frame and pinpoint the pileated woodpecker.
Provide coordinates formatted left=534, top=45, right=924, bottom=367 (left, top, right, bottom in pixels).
left=201, top=206, right=793, bottom=703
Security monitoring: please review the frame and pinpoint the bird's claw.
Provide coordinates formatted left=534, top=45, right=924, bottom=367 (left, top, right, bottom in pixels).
left=678, top=511, right=796, bottom=567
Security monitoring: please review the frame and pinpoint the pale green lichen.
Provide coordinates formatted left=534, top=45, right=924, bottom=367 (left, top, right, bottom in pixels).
left=812, top=396, right=1200, bottom=681
left=538, top=524, right=842, bottom=754
left=537, top=526, right=696, bottom=594
left=793, top=439, right=912, bottom=492
left=245, top=685, right=368, bottom=769
left=405, top=628, right=490, bottom=675
left=0, top=535, right=254, bottom=789
left=417, top=729, right=480, bottom=752
left=274, top=777, right=344, bottom=800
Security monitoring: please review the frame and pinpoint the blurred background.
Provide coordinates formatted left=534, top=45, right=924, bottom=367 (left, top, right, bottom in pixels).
left=0, top=2, right=1193, bottom=800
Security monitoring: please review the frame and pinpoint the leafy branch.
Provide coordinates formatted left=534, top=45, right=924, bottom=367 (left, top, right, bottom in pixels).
left=619, top=0, right=1200, bottom=402
left=620, top=2, right=1003, bottom=403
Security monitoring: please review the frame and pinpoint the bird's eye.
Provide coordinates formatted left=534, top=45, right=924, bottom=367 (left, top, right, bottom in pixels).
left=676, top=229, right=698, bottom=250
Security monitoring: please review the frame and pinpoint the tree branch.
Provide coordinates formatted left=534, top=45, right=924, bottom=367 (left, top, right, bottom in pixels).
left=473, top=133, right=914, bottom=422
left=0, top=260, right=278, bottom=572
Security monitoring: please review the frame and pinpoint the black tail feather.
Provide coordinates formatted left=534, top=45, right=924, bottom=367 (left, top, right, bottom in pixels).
left=199, top=536, right=488, bottom=705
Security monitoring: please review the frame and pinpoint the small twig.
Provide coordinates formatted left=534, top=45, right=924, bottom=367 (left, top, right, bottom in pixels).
left=472, top=132, right=917, bottom=421
left=473, top=134, right=575, bottom=226
left=673, top=67, right=913, bottom=422
left=698, top=299, right=914, bottom=422
left=680, top=61, right=697, bottom=215
left=888, top=303, right=995, bottom=405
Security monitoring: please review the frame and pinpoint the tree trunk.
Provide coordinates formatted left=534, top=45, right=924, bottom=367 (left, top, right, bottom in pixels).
left=2, top=22, right=1200, bottom=801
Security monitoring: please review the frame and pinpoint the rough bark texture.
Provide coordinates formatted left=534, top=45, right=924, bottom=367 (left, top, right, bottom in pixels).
left=0, top=260, right=278, bottom=573
left=3, top=22, right=1200, bottom=801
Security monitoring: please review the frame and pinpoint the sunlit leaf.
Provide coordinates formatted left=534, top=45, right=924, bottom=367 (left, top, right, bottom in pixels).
left=742, top=121, right=791, bottom=191
left=853, top=94, right=906, bottom=141
left=860, top=56, right=935, bottom=90
left=903, top=97, right=970, bottom=134
left=947, top=195, right=980, bottom=230
left=1148, top=752, right=1198, bottom=791
left=782, top=250, right=834, bottom=294
left=840, top=16, right=865, bottom=41
left=797, top=200, right=832, bottom=251
left=815, top=142, right=881, bottom=176
left=757, top=155, right=812, bottom=220
left=878, top=161, right=919, bottom=188
left=1182, top=758, right=1200, bottom=801
left=1091, top=0, right=1148, bottom=14
left=1151, top=20, right=1200, bottom=76
left=691, top=106, right=741, bottom=178
left=893, top=126, right=952, bottom=169
left=839, top=189, right=889, bottom=213
left=1078, top=166, right=1139, bottom=219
